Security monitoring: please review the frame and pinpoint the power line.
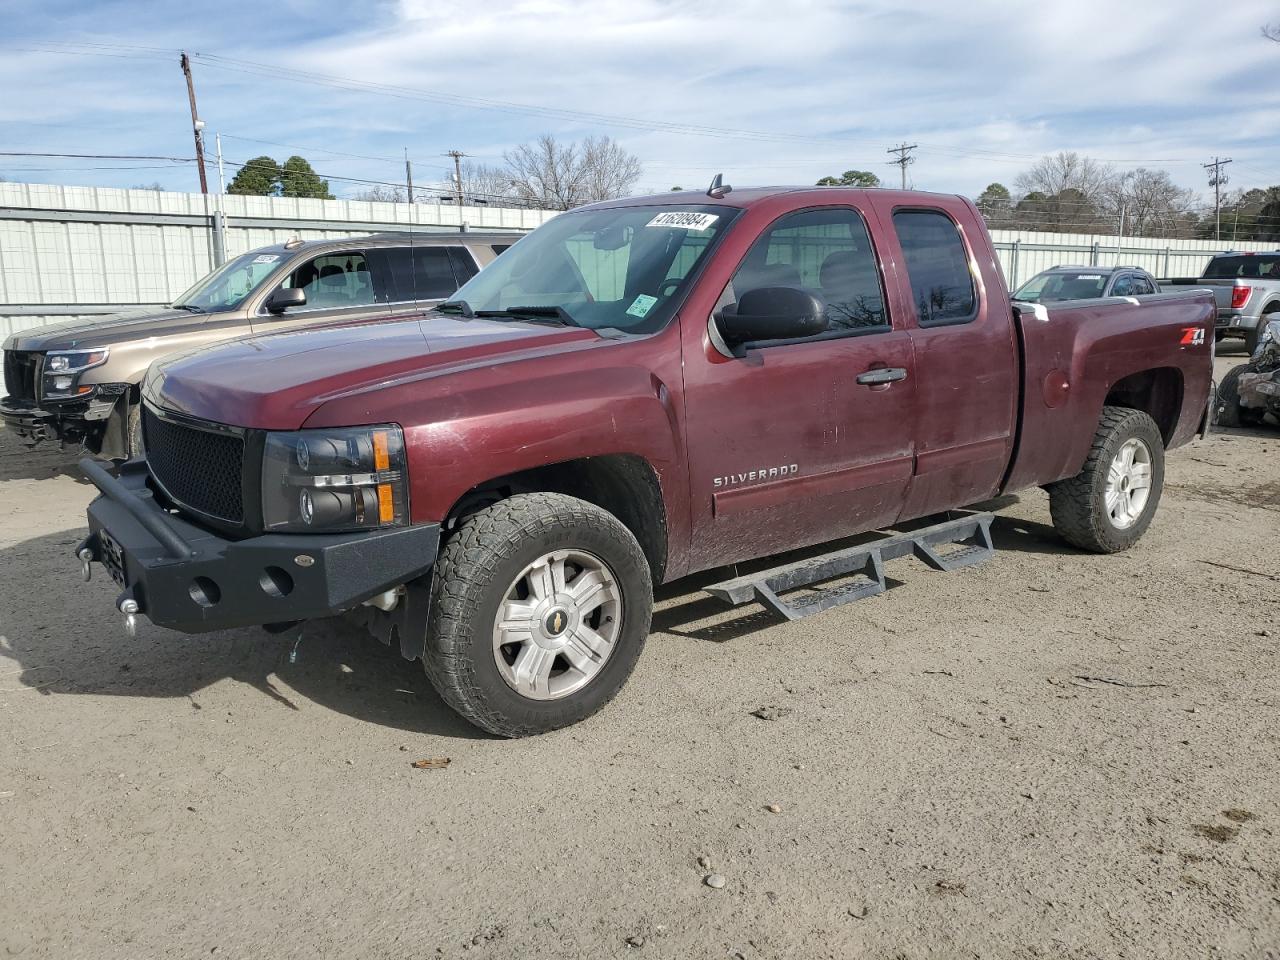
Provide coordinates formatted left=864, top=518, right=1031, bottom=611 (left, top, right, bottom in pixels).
left=0, top=151, right=194, bottom=161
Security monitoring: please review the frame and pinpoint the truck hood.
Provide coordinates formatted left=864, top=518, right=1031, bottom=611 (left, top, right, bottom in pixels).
left=4, top=307, right=215, bottom=351
left=146, top=312, right=602, bottom=430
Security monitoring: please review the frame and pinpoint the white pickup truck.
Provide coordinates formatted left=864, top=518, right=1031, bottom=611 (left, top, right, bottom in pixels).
left=1162, top=251, right=1280, bottom=354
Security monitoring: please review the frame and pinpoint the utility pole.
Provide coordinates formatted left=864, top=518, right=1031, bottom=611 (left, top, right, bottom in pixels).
left=404, top=148, right=413, bottom=203
left=887, top=143, right=917, bottom=190
left=1203, top=156, right=1232, bottom=241
left=446, top=149, right=466, bottom=206
left=179, top=52, right=208, bottom=194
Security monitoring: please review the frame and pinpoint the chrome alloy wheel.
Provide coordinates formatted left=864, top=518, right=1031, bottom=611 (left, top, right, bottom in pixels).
left=491, top=549, right=623, bottom=701
left=1105, top=437, right=1153, bottom=530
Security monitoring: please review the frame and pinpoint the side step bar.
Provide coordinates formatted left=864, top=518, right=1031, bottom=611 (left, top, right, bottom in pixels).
left=703, top=512, right=995, bottom=622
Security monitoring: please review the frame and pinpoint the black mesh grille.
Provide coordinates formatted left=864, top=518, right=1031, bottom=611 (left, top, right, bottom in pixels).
left=143, top=407, right=245, bottom=524
left=3, top=350, right=40, bottom=402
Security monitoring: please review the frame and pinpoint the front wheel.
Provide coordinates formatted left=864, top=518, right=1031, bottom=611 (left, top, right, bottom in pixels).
left=1218, top=363, right=1265, bottom=428
left=423, top=493, right=652, bottom=737
left=1048, top=406, right=1166, bottom=553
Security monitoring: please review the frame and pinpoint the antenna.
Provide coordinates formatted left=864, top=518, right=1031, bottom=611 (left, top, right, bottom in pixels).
left=707, top=173, right=732, bottom=199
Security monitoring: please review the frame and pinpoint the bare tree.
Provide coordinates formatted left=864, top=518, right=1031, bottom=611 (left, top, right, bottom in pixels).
left=578, top=135, right=644, bottom=205
left=458, top=161, right=515, bottom=203
left=1264, top=22, right=1280, bottom=40
left=1012, top=152, right=1117, bottom=231
left=353, top=185, right=407, bottom=202
left=1014, top=151, right=1115, bottom=203
left=1105, top=168, right=1197, bottom=238
left=504, top=134, right=641, bottom=210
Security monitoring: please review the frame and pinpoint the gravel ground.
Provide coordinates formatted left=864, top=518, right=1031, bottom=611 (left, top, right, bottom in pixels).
left=1, top=348, right=1277, bottom=960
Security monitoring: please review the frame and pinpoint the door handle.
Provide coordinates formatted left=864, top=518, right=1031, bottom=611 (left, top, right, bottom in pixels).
left=856, top=367, right=908, bottom=386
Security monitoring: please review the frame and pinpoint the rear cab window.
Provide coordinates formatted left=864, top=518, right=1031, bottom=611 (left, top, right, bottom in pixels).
left=891, top=210, right=977, bottom=326
left=1204, top=255, right=1280, bottom=280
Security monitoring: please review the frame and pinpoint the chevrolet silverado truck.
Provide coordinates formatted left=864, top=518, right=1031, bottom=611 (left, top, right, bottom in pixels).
left=1161, top=250, right=1280, bottom=353
left=1, top=232, right=514, bottom=458
left=76, top=184, right=1216, bottom=737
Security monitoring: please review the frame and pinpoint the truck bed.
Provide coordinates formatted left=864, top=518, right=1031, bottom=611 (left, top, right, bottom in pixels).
left=1001, top=290, right=1215, bottom=495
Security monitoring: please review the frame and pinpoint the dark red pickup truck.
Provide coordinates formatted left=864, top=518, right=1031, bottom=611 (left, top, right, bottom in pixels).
left=78, top=185, right=1215, bottom=736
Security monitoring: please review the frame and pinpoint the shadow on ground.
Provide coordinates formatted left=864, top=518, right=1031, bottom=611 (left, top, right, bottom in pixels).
left=0, top=438, right=93, bottom=483
left=1, top=528, right=489, bottom=739
left=653, top=500, right=1081, bottom=641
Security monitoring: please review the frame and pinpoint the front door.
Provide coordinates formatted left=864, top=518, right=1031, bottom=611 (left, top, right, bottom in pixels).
left=254, top=250, right=389, bottom=332
left=681, top=205, right=917, bottom=572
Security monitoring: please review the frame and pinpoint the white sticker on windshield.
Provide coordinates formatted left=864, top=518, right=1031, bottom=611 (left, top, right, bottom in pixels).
left=626, top=294, right=658, bottom=318
left=253, top=254, right=281, bottom=263
left=647, top=211, right=719, bottom=231
left=1077, top=274, right=1102, bottom=280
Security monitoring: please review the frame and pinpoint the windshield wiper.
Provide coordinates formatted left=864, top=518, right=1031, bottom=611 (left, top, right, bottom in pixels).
left=475, top=305, right=581, bottom=327
left=436, top=299, right=475, bottom=318
left=173, top=304, right=206, bottom=314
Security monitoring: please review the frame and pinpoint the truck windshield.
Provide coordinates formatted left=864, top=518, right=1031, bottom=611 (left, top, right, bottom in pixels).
left=1203, top=255, right=1280, bottom=280
left=172, top=251, right=287, bottom=312
left=1014, top=271, right=1108, bottom=302
left=442, top=204, right=740, bottom=334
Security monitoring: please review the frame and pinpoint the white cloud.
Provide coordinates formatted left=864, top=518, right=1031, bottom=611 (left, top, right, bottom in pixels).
left=3, top=0, right=1280, bottom=198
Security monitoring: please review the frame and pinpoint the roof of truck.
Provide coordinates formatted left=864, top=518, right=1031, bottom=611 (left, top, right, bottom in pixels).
left=583, top=185, right=968, bottom=210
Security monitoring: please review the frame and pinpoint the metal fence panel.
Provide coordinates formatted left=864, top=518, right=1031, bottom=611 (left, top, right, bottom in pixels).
left=3, top=181, right=1277, bottom=339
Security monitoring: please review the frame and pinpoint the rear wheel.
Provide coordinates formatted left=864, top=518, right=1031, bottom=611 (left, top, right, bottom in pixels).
left=423, top=493, right=652, bottom=737
left=1049, top=406, right=1165, bottom=553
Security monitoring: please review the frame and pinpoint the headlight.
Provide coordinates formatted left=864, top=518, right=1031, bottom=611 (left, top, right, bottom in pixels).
left=261, top=424, right=409, bottom=533
left=45, top=349, right=108, bottom=373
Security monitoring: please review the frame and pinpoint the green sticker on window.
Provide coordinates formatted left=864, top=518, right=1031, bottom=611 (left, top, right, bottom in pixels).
left=626, top=294, right=658, bottom=318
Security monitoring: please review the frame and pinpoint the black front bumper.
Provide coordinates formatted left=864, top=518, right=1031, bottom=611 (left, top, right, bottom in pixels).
left=79, top=458, right=441, bottom=635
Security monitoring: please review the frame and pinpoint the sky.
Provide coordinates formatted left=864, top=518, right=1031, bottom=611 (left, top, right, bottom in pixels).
left=2, top=0, right=1280, bottom=208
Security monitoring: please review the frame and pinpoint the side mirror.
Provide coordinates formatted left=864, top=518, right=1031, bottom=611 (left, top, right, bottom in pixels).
left=716, top=286, right=828, bottom=348
left=266, top=287, right=307, bottom=314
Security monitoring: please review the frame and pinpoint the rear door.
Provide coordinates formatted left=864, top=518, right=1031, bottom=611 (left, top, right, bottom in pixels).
left=865, top=200, right=1019, bottom=520
left=413, top=246, right=471, bottom=306
left=681, top=204, right=918, bottom=570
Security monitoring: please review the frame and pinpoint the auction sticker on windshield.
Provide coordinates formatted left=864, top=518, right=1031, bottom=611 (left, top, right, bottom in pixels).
left=647, top=212, right=719, bottom=231
left=626, top=294, right=658, bottom=318
left=253, top=254, right=281, bottom=263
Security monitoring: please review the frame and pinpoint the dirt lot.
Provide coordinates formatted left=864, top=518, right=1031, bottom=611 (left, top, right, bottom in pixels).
left=1, top=348, right=1277, bottom=960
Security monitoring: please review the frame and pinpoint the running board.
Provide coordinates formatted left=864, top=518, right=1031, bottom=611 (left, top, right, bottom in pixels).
left=703, top=512, right=995, bottom=622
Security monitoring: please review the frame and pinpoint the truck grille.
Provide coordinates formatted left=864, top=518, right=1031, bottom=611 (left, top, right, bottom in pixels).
left=143, top=406, right=245, bottom=524
left=3, top=350, right=42, bottom=403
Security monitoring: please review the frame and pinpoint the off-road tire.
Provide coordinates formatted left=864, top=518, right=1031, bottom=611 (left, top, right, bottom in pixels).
left=423, top=493, right=652, bottom=737
left=1217, top=363, right=1264, bottom=428
left=1048, top=406, right=1165, bottom=553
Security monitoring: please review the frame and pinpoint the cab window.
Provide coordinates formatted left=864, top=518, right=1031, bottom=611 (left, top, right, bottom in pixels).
left=725, top=208, right=888, bottom=335
left=284, top=253, right=376, bottom=310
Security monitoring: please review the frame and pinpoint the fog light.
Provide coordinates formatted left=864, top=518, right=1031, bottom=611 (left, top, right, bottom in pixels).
left=53, top=376, right=73, bottom=391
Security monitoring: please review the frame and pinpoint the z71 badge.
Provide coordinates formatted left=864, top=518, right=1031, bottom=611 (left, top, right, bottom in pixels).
left=1180, top=327, right=1206, bottom=346
left=713, top=464, right=799, bottom=488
